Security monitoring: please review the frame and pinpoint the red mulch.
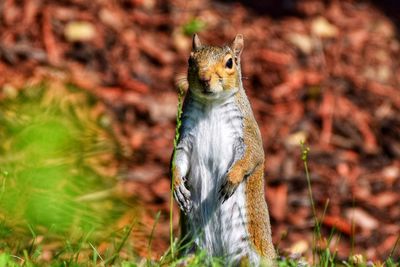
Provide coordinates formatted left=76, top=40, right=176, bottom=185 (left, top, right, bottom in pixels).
left=1, top=0, right=399, bottom=262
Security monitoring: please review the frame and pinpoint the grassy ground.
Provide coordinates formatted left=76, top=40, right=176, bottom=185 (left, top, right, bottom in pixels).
left=0, top=82, right=139, bottom=265
left=0, top=82, right=399, bottom=266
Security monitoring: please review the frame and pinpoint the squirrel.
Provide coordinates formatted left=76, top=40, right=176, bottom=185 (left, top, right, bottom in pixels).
left=172, top=34, right=276, bottom=266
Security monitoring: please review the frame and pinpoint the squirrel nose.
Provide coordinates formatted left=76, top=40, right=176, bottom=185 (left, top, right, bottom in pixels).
left=199, top=76, right=211, bottom=88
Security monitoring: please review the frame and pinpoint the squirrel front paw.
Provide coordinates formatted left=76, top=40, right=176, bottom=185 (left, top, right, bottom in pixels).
left=174, top=181, right=192, bottom=214
left=218, top=180, right=239, bottom=203
left=219, top=168, right=243, bottom=203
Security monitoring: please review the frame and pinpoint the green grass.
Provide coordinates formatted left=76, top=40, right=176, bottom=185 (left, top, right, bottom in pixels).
left=0, top=82, right=125, bottom=232
left=0, top=82, right=141, bottom=265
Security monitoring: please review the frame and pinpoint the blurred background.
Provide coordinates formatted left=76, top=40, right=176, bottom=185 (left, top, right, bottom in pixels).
left=0, top=0, right=399, bottom=264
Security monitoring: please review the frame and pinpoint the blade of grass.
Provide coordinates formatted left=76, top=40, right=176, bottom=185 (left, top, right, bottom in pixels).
left=389, top=232, right=400, bottom=259
left=0, top=170, right=8, bottom=198
left=274, top=230, right=288, bottom=259
left=10, top=255, right=24, bottom=263
left=147, top=211, right=161, bottom=260
left=300, top=142, right=320, bottom=235
left=175, top=232, right=197, bottom=256
left=350, top=197, right=356, bottom=258
left=23, top=250, right=31, bottom=266
left=89, top=242, right=104, bottom=265
left=318, top=197, right=331, bottom=263
left=320, top=199, right=330, bottom=225
left=170, top=84, right=185, bottom=258
left=300, top=141, right=320, bottom=265
left=73, top=229, right=93, bottom=263
left=105, top=220, right=135, bottom=265
left=326, top=223, right=337, bottom=247
left=26, top=224, right=37, bottom=257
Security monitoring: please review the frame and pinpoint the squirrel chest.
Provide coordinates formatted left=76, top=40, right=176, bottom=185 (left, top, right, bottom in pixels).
left=180, top=94, right=255, bottom=263
left=184, top=95, right=243, bottom=182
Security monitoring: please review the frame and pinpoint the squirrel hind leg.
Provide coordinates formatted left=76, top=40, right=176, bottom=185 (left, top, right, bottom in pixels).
left=238, top=256, right=251, bottom=267
left=178, top=215, right=197, bottom=256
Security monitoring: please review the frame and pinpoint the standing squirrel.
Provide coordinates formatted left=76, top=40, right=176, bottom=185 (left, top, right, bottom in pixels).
left=172, top=34, right=276, bottom=266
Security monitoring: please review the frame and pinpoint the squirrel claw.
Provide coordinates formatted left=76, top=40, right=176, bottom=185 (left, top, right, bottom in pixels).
left=218, top=181, right=238, bottom=204
left=174, top=182, right=192, bottom=214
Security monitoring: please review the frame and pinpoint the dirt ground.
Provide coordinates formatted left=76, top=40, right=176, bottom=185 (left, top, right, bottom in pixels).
left=0, top=0, right=399, bottom=262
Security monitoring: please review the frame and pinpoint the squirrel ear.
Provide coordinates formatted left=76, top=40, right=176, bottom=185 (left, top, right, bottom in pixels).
left=192, top=34, right=202, bottom=50
left=232, top=34, right=244, bottom=58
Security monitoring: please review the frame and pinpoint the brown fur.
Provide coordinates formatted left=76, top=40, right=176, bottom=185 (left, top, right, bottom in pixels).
left=172, top=166, right=182, bottom=188
left=230, top=90, right=276, bottom=261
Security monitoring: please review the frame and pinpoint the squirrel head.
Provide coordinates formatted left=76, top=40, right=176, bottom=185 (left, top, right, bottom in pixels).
left=187, top=34, right=244, bottom=100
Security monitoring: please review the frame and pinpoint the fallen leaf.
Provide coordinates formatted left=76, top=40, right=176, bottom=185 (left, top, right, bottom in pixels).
left=266, top=184, right=288, bottom=221
left=345, top=208, right=378, bottom=231
left=285, top=131, right=308, bottom=147
left=99, top=8, right=125, bottom=30
left=383, top=165, right=399, bottom=181
left=289, top=240, right=309, bottom=255
left=130, top=130, right=146, bottom=150
left=371, top=192, right=399, bottom=208
left=125, top=165, right=164, bottom=183
left=64, top=21, right=96, bottom=42
left=311, top=17, right=338, bottom=38
left=323, top=215, right=352, bottom=235
left=287, top=33, right=313, bottom=54
left=259, top=49, right=293, bottom=66
left=377, top=235, right=399, bottom=256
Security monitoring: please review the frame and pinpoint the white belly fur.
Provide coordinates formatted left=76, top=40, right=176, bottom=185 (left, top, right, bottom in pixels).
left=184, top=97, right=260, bottom=265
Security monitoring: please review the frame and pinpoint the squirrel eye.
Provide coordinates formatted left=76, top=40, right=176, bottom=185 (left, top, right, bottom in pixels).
left=225, top=58, right=233, bottom=69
